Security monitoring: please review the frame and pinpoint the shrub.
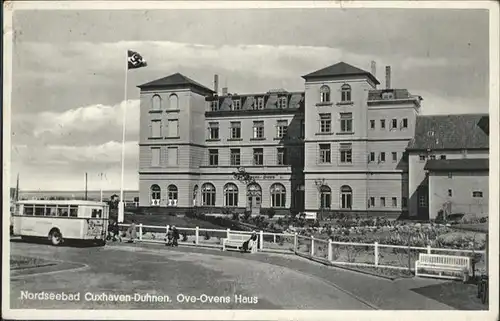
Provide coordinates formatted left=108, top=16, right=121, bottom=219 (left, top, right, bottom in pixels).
left=267, top=208, right=276, bottom=219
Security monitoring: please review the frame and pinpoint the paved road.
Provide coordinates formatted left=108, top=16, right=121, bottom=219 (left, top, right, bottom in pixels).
left=10, top=240, right=374, bottom=310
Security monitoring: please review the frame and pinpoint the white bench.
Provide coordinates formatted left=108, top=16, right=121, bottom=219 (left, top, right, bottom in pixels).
left=415, top=253, right=471, bottom=281
left=222, top=233, right=257, bottom=253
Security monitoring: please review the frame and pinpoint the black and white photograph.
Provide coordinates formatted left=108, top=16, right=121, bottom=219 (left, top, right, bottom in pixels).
left=2, top=1, right=499, bottom=320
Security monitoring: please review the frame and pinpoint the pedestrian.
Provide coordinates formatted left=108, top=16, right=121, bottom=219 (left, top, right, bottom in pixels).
left=165, top=227, right=173, bottom=246
left=127, top=220, right=137, bottom=243
left=172, top=225, right=180, bottom=247
left=112, top=220, right=121, bottom=242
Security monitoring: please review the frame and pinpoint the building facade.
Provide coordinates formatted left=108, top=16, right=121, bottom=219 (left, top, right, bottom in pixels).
left=138, top=62, right=424, bottom=217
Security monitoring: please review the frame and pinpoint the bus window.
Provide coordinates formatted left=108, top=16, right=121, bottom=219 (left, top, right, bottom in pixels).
left=69, top=205, right=78, bottom=217
left=24, top=205, right=34, bottom=216
left=91, top=209, right=102, bottom=218
left=58, top=206, right=69, bottom=217
left=45, top=206, right=57, bottom=216
left=34, top=205, right=45, bottom=216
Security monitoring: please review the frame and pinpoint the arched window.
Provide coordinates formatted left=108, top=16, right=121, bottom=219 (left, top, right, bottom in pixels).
left=320, top=85, right=330, bottom=103
left=340, top=185, right=352, bottom=209
left=341, top=84, right=351, bottom=102
left=201, top=183, right=216, bottom=206
left=167, top=185, right=178, bottom=206
left=169, top=94, right=179, bottom=110
left=270, top=183, right=286, bottom=208
left=193, top=185, right=198, bottom=207
left=320, top=185, right=331, bottom=209
left=150, top=184, right=161, bottom=206
left=224, top=183, right=239, bottom=207
left=152, top=95, right=161, bottom=110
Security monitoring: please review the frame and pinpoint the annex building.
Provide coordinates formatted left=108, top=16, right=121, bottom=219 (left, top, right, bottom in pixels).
left=137, top=61, right=489, bottom=220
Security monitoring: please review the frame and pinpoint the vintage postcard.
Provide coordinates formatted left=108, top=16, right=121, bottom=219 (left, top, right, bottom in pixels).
left=2, top=1, right=499, bottom=320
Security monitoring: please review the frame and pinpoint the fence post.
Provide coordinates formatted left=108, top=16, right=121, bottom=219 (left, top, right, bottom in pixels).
left=427, top=245, right=432, bottom=254
left=273, top=234, right=276, bottom=243
left=294, top=232, right=298, bottom=253
left=259, top=230, right=264, bottom=250
left=166, top=225, right=170, bottom=241
left=374, top=242, right=379, bottom=266
left=195, top=226, right=199, bottom=245
left=139, top=224, right=143, bottom=241
left=226, top=228, right=230, bottom=239
left=328, top=239, right=333, bottom=261
left=311, top=236, right=315, bottom=257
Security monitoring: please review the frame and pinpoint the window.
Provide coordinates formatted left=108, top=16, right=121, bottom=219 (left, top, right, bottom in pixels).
left=419, top=195, right=427, bottom=207
left=34, top=205, right=45, bottom=216
left=277, top=148, right=286, bottom=165
left=69, top=205, right=78, bottom=217
left=369, top=197, right=375, bottom=208
left=45, top=206, right=57, bottom=216
left=320, top=185, right=331, bottom=209
left=253, top=121, right=264, bottom=139
left=152, top=95, right=161, bottom=110
left=151, top=147, right=161, bottom=167
left=300, top=119, right=305, bottom=138
left=208, top=122, right=219, bottom=140
left=319, top=113, right=332, bottom=133
left=270, top=183, right=286, bottom=208
left=340, top=185, right=352, bottom=209
left=209, top=149, right=219, bottom=166
left=340, top=113, right=353, bottom=132
left=440, top=155, right=446, bottom=160
left=341, top=84, right=351, bottom=102
left=429, top=154, right=436, bottom=160
left=319, top=144, right=331, bottom=163
left=151, top=120, right=162, bottom=137
left=370, top=120, right=375, bottom=129
left=320, top=85, right=331, bottom=103
left=391, top=119, right=398, bottom=129
left=202, top=183, right=216, bottom=206
left=168, top=94, right=178, bottom=110
left=167, top=119, right=179, bottom=137
left=210, top=100, right=219, bottom=111
left=224, top=183, right=239, bottom=207
left=278, top=97, right=287, bottom=109
left=472, top=191, right=483, bottom=198
left=380, top=119, right=386, bottom=129
left=230, top=122, right=241, bottom=139
left=419, top=155, right=426, bottom=162
left=276, top=120, right=288, bottom=138
left=379, top=152, right=386, bottom=163
left=167, top=185, right=178, bottom=206
left=402, top=118, right=408, bottom=128
left=151, top=184, right=161, bottom=206
left=91, top=209, right=102, bottom=218
left=256, top=97, right=264, bottom=110
left=167, top=147, right=178, bottom=166
left=340, top=143, right=352, bottom=163
left=392, top=197, right=397, bottom=207
left=448, top=189, right=452, bottom=197
left=230, top=149, right=241, bottom=166
left=392, top=152, right=398, bottom=162
left=253, top=148, right=264, bottom=166
left=402, top=197, right=408, bottom=208
left=232, top=99, right=241, bottom=110
left=369, top=152, right=375, bottom=162
left=380, top=197, right=386, bottom=207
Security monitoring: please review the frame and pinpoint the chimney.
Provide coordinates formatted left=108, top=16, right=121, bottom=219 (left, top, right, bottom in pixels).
left=385, top=66, right=391, bottom=89
left=222, top=87, right=228, bottom=95
left=371, top=61, right=377, bottom=88
left=213, top=74, right=219, bottom=95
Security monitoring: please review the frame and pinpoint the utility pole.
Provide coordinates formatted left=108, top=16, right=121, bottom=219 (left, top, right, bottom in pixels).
left=99, top=173, right=104, bottom=202
left=85, top=172, right=88, bottom=200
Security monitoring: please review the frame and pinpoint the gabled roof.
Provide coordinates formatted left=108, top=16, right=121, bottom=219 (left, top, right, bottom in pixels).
left=424, top=159, right=489, bottom=172
left=302, top=61, right=380, bottom=84
left=138, top=72, right=214, bottom=94
left=406, top=113, right=489, bottom=151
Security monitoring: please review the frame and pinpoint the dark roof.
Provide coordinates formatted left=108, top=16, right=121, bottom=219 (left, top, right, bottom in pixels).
left=477, top=116, right=489, bottom=135
left=210, top=92, right=305, bottom=111
left=138, top=72, right=214, bottom=94
left=424, top=158, right=489, bottom=172
left=407, top=114, right=489, bottom=151
left=368, top=89, right=422, bottom=101
left=302, top=62, right=380, bottom=85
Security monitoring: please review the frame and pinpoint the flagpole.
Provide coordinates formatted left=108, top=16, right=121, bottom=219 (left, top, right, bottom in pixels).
left=100, top=173, right=103, bottom=202
left=118, top=51, right=128, bottom=223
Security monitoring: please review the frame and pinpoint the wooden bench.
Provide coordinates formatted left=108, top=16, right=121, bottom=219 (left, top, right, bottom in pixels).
left=415, top=253, right=471, bottom=281
left=222, top=233, right=257, bottom=253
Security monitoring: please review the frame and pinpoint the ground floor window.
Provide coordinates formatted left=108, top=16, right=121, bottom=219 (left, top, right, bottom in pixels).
left=202, top=183, right=216, bottom=206
left=224, top=183, right=239, bottom=206
left=151, top=184, right=161, bottom=206
left=319, top=185, right=331, bottom=209
left=167, top=185, right=178, bottom=206
left=340, top=185, right=352, bottom=209
left=418, top=195, right=427, bottom=207
left=270, top=183, right=286, bottom=208
left=472, top=191, right=483, bottom=198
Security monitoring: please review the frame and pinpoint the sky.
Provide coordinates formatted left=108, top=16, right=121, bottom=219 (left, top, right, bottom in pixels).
left=8, top=7, right=490, bottom=191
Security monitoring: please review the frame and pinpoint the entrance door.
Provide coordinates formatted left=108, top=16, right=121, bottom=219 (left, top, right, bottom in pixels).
left=247, top=183, right=262, bottom=216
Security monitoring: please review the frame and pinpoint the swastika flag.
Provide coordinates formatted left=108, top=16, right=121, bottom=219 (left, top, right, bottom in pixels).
left=127, top=50, right=147, bottom=69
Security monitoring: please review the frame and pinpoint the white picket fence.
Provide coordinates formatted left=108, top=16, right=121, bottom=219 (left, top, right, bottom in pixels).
left=118, top=223, right=486, bottom=272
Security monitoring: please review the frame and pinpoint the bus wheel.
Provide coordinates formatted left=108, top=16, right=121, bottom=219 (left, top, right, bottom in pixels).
left=49, top=229, right=63, bottom=246
left=96, top=240, right=106, bottom=246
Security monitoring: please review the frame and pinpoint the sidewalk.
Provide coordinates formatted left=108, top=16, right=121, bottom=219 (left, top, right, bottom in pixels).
left=107, top=241, right=455, bottom=310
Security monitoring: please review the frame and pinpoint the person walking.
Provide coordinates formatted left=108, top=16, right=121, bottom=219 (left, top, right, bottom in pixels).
left=172, top=225, right=180, bottom=247
left=127, top=220, right=137, bottom=243
left=165, top=226, right=173, bottom=246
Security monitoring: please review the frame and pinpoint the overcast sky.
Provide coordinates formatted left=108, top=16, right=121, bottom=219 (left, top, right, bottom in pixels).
left=9, top=8, right=490, bottom=191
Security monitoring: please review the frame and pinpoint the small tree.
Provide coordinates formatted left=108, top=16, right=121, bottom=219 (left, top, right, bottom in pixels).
left=267, top=208, right=276, bottom=219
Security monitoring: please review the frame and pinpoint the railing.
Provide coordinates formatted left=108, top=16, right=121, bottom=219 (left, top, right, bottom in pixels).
left=118, top=223, right=486, bottom=272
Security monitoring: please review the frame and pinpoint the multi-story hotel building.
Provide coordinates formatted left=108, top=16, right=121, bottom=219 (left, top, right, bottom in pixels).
left=138, top=62, right=423, bottom=218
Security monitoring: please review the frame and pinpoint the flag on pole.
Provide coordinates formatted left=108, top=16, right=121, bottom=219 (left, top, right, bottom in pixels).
left=127, top=50, right=147, bottom=69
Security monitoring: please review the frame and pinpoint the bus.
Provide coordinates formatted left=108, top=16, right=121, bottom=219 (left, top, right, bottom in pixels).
left=12, top=200, right=109, bottom=246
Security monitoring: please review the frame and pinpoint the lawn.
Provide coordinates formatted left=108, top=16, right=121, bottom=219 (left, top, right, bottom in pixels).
left=118, top=212, right=228, bottom=230
left=10, top=255, right=57, bottom=270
